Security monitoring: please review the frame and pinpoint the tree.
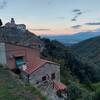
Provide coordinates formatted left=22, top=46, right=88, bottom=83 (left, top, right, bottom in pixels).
left=94, top=88, right=100, bottom=100
left=0, top=19, right=3, bottom=26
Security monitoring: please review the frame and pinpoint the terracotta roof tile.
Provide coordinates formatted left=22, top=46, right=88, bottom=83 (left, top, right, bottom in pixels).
left=23, top=59, right=58, bottom=74
left=53, top=82, right=66, bottom=91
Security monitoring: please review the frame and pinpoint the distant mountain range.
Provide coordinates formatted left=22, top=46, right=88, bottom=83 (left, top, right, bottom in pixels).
left=42, top=31, right=100, bottom=45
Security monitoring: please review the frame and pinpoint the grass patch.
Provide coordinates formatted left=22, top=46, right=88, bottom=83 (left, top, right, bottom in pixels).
left=0, top=67, right=47, bottom=100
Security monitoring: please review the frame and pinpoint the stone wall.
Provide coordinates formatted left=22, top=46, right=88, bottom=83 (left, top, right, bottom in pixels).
left=0, top=43, right=7, bottom=64
left=29, top=63, right=60, bottom=85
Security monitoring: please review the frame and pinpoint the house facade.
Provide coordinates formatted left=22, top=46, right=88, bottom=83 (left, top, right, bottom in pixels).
left=0, top=42, right=40, bottom=69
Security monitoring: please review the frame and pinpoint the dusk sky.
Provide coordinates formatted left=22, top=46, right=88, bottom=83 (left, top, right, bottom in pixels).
left=0, top=0, right=100, bottom=35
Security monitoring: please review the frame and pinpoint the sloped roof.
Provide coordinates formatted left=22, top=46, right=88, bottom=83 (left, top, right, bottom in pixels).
left=53, top=82, right=66, bottom=91
left=23, top=59, right=59, bottom=74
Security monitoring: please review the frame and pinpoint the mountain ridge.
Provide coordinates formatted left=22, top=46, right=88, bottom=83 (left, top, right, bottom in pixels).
left=42, top=31, right=100, bottom=45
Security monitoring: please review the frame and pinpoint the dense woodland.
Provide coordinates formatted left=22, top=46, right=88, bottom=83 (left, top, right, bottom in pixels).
left=41, top=37, right=100, bottom=100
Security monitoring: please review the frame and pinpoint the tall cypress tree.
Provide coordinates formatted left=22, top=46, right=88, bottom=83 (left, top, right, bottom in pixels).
left=0, top=19, right=3, bottom=26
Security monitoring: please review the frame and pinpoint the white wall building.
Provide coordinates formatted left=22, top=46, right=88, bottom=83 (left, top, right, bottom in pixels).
left=5, top=18, right=26, bottom=32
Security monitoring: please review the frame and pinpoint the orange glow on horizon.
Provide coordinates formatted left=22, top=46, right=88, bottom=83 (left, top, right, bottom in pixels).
left=28, top=23, right=100, bottom=36
left=80, top=25, right=100, bottom=31
left=28, top=28, right=80, bottom=36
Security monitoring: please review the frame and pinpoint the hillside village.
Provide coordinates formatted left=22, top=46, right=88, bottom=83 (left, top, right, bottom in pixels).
left=0, top=18, right=67, bottom=100
left=1, top=0, right=100, bottom=99
left=1, top=18, right=100, bottom=100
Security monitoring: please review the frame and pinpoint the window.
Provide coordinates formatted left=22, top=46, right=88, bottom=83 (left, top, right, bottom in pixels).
left=42, top=76, right=46, bottom=81
left=36, top=81, right=39, bottom=84
left=51, top=73, right=55, bottom=80
left=15, top=56, right=25, bottom=68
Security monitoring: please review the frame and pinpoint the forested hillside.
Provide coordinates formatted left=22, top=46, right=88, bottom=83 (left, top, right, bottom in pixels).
left=41, top=37, right=100, bottom=83
left=41, top=37, right=100, bottom=100
left=71, top=36, right=100, bottom=66
left=70, top=36, right=100, bottom=83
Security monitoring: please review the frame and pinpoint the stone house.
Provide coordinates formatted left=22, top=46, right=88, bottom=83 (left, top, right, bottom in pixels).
left=0, top=42, right=65, bottom=90
left=21, top=59, right=60, bottom=85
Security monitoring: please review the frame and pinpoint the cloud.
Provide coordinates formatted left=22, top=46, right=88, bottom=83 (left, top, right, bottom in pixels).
left=71, top=18, right=77, bottom=21
left=71, top=21, right=100, bottom=30
left=71, top=15, right=78, bottom=21
left=71, top=25, right=82, bottom=29
left=85, top=22, right=100, bottom=25
left=72, top=9, right=81, bottom=12
left=71, top=9, right=83, bottom=21
left=0, top=0, right=7, bottom=9
left=29, top=28, right=51, bottom=31
left=77, top=12, right=82, bottom=15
